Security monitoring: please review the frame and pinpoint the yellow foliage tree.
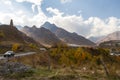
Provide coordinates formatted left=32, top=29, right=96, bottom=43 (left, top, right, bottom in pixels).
left=74, top=48, right=92, bottom=65
left=29, top=43, right=38, bottom=49
left=12, top=43, right=20, bottom=52
left=0, top=30, right=5, bottom=37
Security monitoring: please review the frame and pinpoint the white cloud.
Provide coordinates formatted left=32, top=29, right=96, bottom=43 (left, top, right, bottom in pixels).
left=0, top=0, right=47, bottom=27
left=60, top=0, right=72, bottom=3
left=47, top=7, right=120, bottom=38
left=0, top=0, right=120, bottom=38
left=0, top=0, right=13, bottom=11
left=4, top=0, right=12, bottom=5
left=47, top=7, right=64, bottom=16
left=31, top=4, right=36, bottom=12
left=16, top=0, right=43, bottom=5
left=0, top=10, right=47, bottom=27
left=16, top=0, right=43, bottom=13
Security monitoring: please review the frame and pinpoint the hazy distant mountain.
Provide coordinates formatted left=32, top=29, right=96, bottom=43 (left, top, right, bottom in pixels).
left=0, top=20, right=42, bottom=48
left=16, top=25, right=23, bottom=30
left=42, top=22, right=95, bottom=46
left=89, top=36, right=105, bottom=43
left=97, top=31, right=120, bottom=44
left=21, top=25, right=62, bottom=47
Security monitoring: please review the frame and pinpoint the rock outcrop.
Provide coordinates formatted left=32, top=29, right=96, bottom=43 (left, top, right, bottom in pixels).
left=0, top=62, right=32, bottom=75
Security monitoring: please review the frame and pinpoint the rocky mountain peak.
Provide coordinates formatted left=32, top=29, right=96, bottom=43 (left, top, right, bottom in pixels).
left=32, top=25, right=37, bottom=28
left=24, top=26, right=29, bottom=29
left=42, top=22, right=58, bottom=33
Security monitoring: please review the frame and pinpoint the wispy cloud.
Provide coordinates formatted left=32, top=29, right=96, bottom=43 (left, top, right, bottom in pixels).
left=46, top=7, right=64, bottom=16
left=16, top=0, right=43, bottom=5
left=16, top=0, right=43, bottom=13
left=60, top=0, right=72, bottom=3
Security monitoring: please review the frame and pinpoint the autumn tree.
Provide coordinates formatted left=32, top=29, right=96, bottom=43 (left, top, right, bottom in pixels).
left=12, top=43, right=20, bottom=52
left=0, top=30, right=5, bottom=37
left=29, top=43, right=38, bottom=49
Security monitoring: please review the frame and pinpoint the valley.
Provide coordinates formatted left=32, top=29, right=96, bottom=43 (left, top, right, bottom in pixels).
left=0, top=20, right=120, bottom=80
left=0, top=0, right=120, bottom=79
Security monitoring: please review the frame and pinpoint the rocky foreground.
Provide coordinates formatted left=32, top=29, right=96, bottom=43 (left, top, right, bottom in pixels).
left=0, top=62, right=33, bottom=79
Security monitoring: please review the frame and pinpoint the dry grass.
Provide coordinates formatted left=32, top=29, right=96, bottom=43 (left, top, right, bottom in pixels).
left=0, top=47, right=119, bottom=80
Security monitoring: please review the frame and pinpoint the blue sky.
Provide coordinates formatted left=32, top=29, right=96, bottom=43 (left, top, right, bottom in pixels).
left=0, top=0, right=120, bottom=38
left=42, top=0, right=120, bottom=19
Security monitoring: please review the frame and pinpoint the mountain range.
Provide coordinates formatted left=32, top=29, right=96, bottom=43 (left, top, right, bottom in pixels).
left=97, top=31, right=120, bottom=44
left=21, top=25, right=62, bottom=47
left=1, top=20, right=120, bottom=48
left=41, top=22, right=95, bottom=46
left=21, top=22, right=95, bottom=47
left=89, top=36, right=105, bottom=43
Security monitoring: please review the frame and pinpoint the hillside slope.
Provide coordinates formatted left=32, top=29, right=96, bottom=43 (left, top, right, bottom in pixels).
left=97, top=31, right=120, bottom=44
left=21, top=26, right=62, bottom=47
left=42, top=22, right=95, bottom=46
left=0, top=20, right=43, bottom=53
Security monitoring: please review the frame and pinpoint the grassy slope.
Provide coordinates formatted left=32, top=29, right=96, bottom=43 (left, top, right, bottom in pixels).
left=1, top=47, right=119, bottom=80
